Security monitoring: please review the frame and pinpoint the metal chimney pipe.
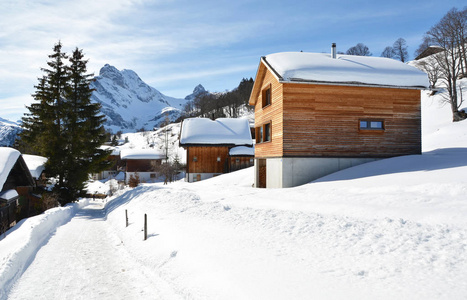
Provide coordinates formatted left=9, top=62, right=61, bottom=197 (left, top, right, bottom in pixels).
left=331, top=43, right=336, bottom=59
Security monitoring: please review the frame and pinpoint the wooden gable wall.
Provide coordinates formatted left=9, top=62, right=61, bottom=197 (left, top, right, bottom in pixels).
left=2, top=157, right=35, bottom=191
left=187, top=146, right=230, bottom=173
left=251, top=61, right=284, bottom=158
left=126, top=159, right=161, bottom=172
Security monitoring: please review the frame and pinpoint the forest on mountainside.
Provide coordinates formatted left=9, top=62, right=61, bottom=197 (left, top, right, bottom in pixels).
left=180, top=77, right=254, bottom=121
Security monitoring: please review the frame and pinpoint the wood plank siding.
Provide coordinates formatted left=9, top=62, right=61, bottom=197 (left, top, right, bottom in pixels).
left=229, top=156, right=254, bottom=171
left=252, top=62, right=284, bottom=158
left=187, top=146, right=230, bottom=173
left=252, top=62, right=421, bottom=159
left=126, top=159, right=161, bottom=172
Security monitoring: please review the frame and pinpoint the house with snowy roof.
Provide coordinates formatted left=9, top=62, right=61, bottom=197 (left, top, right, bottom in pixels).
left=120, top=148, right=165, bottom=184
left=0, top=147, right=35, bottom=231
left=92, top=146, right=122, bottom=181
left=249, top=46, right=430, bottom=188
left=23, top=154, right=47, bottom=188
left=179, top=118, right=254, bottom=182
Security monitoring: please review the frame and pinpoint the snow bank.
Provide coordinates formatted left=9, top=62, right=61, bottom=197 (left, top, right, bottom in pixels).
left=265, top=52, right=429, bottom=88
left=0, top=204, right=79, bottom=298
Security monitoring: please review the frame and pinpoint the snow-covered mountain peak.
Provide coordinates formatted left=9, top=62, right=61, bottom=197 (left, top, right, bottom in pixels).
left=0, top=117, right=22, bottom=147
left=99, top=64, right=126, bottom=87
left=90, top=65, right=189, bottom=133
left=185, top=84, right=207, bottom=101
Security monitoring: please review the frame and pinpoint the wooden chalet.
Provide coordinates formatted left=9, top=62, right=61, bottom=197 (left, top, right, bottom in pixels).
left=120, top=149, right=165, bottom=183
left=23, top=154, right=47, bottom=188
left=92, top=146, right=123, bottom=180
left=179, top=118, right=254, bottom=182
left=249, top=47, right=429, bottom=188
left=0, top=147, right=35, bottom=232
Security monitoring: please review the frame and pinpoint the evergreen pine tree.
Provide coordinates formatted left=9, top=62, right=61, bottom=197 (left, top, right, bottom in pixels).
left=20, top=42, right=110, bottom=204
left=63, top=48, right=110, bottom=199
left=22, top=42, right=69, bottom=191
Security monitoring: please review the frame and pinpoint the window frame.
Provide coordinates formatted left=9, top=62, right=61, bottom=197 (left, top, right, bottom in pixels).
left=261, top=85, right=272, bottom=108
left=264, top=122, right=271, bottom=142
left=256, top=121, right=272, bottom=144
left=359, top=119, right=385, bottom=132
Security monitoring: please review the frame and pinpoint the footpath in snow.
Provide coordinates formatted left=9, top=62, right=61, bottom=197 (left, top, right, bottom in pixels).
left=5, top=200, right=180, bottom=300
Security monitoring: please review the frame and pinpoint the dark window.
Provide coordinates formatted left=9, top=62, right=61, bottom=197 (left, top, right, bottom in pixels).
left=264, top=123, right=271, bottom=142
left=256, top=126, right=263, bottom=143
left=256, top=122, right=271, bottom=143
left=262, top=86, right=271, bottom=108
left=359, top=120, right=384, bottom=130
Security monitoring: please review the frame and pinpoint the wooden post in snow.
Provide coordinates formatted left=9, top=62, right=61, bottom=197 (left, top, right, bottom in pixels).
left=144, top=214, right=147, bottom=241
left=125, top=209, right=128, bottom=227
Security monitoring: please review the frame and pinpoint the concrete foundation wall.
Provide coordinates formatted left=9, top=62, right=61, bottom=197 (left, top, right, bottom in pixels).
left=125, top=172, right=158, bottom=184
left=255, top=157, right=378, bottom=188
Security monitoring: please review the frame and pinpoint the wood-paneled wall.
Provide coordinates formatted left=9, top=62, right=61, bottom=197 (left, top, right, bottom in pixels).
left=252, top=62, right=284, bottom=158
left=126, top=159, right=161, bottom=172
left=282, top=83, right=421, bottom=157
left=230, top=156, right=254, bottom=171
left=187, top=146, right=229, bottom=173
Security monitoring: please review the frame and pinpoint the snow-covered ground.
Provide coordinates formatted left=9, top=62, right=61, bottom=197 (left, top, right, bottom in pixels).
left=1, top=85, right=467, bottom=299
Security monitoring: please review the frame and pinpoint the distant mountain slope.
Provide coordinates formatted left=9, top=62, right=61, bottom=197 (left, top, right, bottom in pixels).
left=91, top=64, right=204, bottom=133
left=0, top=117, right=22, bottom=147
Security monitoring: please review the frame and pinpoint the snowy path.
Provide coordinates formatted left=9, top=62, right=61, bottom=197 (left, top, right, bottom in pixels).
left=7, top=201, right=179, bottom=300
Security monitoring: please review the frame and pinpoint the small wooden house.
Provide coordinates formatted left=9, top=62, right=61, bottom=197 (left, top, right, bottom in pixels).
left=179, top=118, right=254, bottom=182
left=0, top=147, right=35, bottom=231
left=92, top=146, right=122, bottom=180
left=23, top=154, right=47, bottom=188
left=120, top=149, right=165, bottom=183
left=249, top=49, right=429, bottom=188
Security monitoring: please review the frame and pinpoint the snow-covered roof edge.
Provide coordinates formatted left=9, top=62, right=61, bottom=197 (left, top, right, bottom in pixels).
left=261, top=52, right=429, bottom=89
left=179, top=118, right=253, bottom=146
left=22, top=154, right=47, bottom=180
left=0, top=147, right=21, bottom=191
left=120, top=149, right=165, bottom=160
left=229, top=146, right=255, bottom=156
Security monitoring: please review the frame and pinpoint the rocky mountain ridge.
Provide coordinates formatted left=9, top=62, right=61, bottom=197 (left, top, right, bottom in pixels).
left=90, top=64, right=207, bottom=133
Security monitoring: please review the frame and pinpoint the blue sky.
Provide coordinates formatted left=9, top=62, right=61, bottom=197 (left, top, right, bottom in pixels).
left=0, top=0, right=465, bottom=122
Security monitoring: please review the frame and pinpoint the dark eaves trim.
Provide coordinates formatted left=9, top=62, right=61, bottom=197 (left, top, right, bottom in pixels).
left=180, top=143, right=254, bottom=148
left=261, top=56, right=283, bottom=81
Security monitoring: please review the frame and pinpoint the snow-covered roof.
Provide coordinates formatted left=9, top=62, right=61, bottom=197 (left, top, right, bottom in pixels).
left=229, top=146, right=254, bottom=156
left=0, top=147, right=21, bottom=191
left=23, top=154, right=47, bottom=180
left=120, top=149, right=165, bottom=160
left=100, top=145, right=120, bottom=156
left=263, top=52, right=429, bottom=88
left=179, top=118, right=253, bottom=146
left=0, top=189, right=19, bottom=202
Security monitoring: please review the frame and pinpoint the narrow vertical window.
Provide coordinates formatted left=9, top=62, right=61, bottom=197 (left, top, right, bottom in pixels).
left=262, top=86, right=271, bottom=108
left=264, top=123, right=271, bottom=142
left=256, top=126, right=263, bottom=143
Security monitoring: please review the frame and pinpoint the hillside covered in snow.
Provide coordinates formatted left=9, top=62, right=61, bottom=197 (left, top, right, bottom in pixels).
left=0, top=117, right=22, bottom=147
